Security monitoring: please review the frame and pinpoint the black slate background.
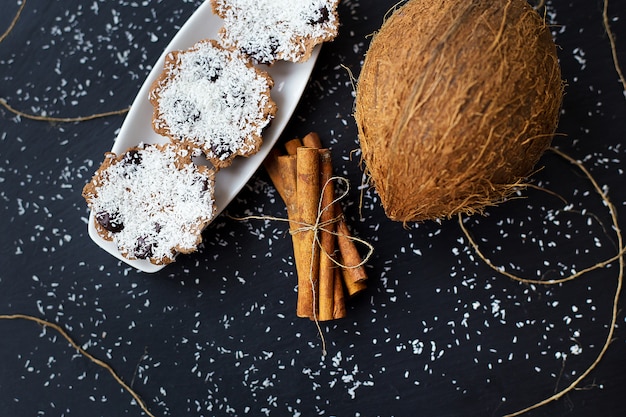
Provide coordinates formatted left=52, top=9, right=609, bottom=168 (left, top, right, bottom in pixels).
left=1, top=1, right=625, bottom=416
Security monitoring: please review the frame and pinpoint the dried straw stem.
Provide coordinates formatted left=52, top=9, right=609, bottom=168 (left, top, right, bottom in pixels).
left=0, top=98, right=130, bottom=122
left=0, top=1, right=130, bottom=123
left=0, top=313, right=156, bottom=417
left=602, top=0, right=626, bottom=94
left=459, top=147, right=624, bottom=416
left=0, top=0, right=26, bottom=43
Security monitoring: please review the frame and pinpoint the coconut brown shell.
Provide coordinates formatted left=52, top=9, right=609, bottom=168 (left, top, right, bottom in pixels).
left=354, top=0, right=563, bottom=222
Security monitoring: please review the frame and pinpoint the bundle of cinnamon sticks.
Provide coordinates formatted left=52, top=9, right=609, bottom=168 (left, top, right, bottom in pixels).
left=264, top=132, right=368, bottom=321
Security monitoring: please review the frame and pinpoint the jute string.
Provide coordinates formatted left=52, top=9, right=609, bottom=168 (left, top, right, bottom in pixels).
left=232, top=176, right=374, bottom=355
left=233, top=177, right=373, bottom=268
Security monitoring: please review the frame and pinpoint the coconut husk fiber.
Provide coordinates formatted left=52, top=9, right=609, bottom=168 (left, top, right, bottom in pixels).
left=354, top=0, right=563, bottom=222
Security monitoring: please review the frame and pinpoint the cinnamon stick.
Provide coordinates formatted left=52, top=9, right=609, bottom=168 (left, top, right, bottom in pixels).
left=277, top=155, right=297, bottom=216
left=302, top=131, right=322, bottom=148
left=302, top=132, right=343, bottom=319
left=284, top=138, right=303, bottom=156
left=294, top=147, right=320, bottom=318
left=333, top=268, right=347, bottom=319
left=263, top=148, right=288, bottom=204
left=317, top=149, right=337, bottom=321
left=302, top=131, right=368, bottom=284
left=335, top=208, right=368, bottom=283
left=339, top=254, right=368, bottom=297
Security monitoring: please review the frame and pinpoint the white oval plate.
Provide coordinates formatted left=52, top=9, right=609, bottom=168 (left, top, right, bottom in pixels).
left=87, top=0, right=320, bottom=273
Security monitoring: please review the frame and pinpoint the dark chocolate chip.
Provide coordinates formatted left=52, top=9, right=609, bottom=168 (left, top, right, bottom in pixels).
left=221, top=85, right=247, bottom=109
left=241, top=35, right=279, bottom=65
left=210, top=141, right=233, bottom=160
left=266, top=36, right=280, bottom=62
left=96, top=211, right=124, bottom=233
left=173, top=99, right=201, bottom=123
left=224, top=93, right=246, bottom=108
left=192, top=56, right=222, bottom=82
left=308, top=7, right=330, bottom=25
left=134, top=236, right=155, bottom=259
left=201, top=178, right=211, bottom=193
left=121, top=149, right=142, bottom=167
left=208, top=65, right=222, bottom=83
left=195, top=177, right=213, bottom=195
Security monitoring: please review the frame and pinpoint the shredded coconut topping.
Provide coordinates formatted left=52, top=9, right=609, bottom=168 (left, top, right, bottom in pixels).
left=150, top=39, right=275, bottom=166
left=211, top=0, right=340, bottom=64
left=84, top=143, right=216, bottom=264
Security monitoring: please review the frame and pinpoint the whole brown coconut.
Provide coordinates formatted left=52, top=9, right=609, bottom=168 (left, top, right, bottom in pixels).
left=354, top=0, right=563, bottom=222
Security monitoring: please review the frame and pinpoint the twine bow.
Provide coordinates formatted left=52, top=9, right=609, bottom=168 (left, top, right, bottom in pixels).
left=232, top=176, right=373, bottom=270
left=288, top=176, right=373, bottom=268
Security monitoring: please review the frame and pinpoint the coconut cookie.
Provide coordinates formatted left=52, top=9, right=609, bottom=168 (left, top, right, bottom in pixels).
left=82, top=142, right=216, bottom=265
left=149, top=39, right=277, bottom=168
left=211, top=0, right=340, bottom=64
